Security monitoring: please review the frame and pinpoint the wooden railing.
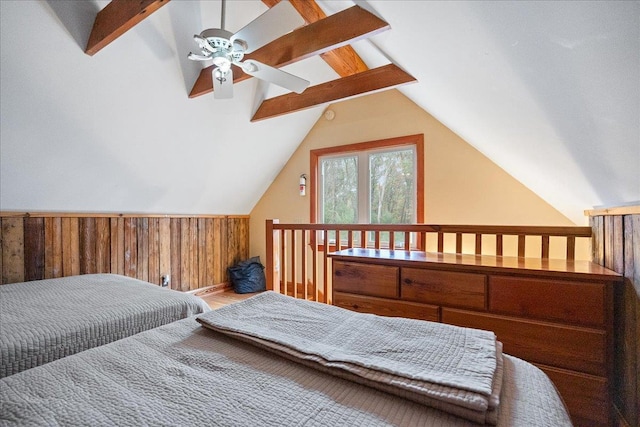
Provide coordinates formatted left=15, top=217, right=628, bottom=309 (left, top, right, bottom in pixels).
left=265, top=219, right=592, bottom=303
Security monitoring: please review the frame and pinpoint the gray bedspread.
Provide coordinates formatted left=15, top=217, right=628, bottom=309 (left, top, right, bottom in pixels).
left=0, top=313, right=572, bottom=427
left=0, top=274, right=210, bottom=377
left=197, top=292, right=503, bottom=424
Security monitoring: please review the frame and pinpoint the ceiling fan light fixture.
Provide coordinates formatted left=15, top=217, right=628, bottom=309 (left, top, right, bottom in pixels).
left=212, top=55, right=231, bottom=69
left=242, top=61, right=258, bottom=74
left=214, top=68, right=229, bottom=81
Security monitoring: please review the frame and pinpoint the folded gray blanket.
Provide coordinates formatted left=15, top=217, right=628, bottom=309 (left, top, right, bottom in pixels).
left=197, top=291, right=503, bottom=424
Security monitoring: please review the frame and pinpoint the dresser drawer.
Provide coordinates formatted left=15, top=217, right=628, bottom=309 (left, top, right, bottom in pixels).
left=333, top=261, right=399, bottom=298
left=333, top=292, right=439, bottom=322
left=441, top=308, right=607, bottom=376
left=538, top=364, right=610, bottom=427
left=401, top=268, right=486, bottom=310
left=489, top=276, right=605, bottom=327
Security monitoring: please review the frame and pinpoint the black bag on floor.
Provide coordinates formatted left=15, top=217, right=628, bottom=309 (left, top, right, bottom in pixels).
left=228, top=256, right=266, bottom=294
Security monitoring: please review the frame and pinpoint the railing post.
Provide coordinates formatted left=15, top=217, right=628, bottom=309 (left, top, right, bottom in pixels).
left=265, top=219, right=280, bottom=292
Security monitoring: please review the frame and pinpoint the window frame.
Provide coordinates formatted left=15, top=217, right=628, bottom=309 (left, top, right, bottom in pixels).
left=310, top=134, right=424, bottom=225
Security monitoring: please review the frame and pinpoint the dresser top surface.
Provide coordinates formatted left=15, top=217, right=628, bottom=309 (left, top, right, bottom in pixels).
left=329, top=248, right=622, bottom=281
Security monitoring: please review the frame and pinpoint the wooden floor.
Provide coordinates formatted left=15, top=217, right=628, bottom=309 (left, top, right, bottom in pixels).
left=198, top=289, right=261, bottom=310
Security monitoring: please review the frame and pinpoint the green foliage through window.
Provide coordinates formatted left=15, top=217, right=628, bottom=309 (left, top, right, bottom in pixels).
left=320, top=147, right=416, bottom=225
left=369, top=149, right=414, bottom=224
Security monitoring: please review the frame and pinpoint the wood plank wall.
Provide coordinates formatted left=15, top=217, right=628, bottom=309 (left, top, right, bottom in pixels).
left=588, top=207, right=639, bottom=427
left=0, top=213, right=250, bottom=291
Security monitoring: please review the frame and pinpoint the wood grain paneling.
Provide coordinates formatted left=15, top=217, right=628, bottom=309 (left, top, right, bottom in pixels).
left=23, top=218, right=44, bottom=281
left=540, top=364, right=610, bottom=427
left=489, top=276, right=605, bottom=327
left=79, top=217, right=96, bottom=275
left=96, top=218, right=110, bottom=273
left=147, top=218, right=159, bottom=285
left=442, top=308, right=608, bottom=377
left=44, top=217, right=62, bottom=278
left=588, top=208, right=640, bottom=427
left=1, top=217, right=25, bottom=284
left=333, top=260, right=399, bottom=298
left=138, top=217, right=149, bottom=282
left=334, top=291, right=439, bottom=322
left=124, top=217, right=137, bottom=279
left=402, top=268, right=487, bottom=310
left=158, top=217, right=170, bottom=284
left=0, top=213, right=250, bottom=292
left=61, top=217, right=80, bottom=277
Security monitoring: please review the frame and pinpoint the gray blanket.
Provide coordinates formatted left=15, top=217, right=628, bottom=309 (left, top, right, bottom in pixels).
left=0, top=274, right=210, bottom=377
left=0, top=315, right=572, bottom=426
left=197, top=291, right=502, bottom=424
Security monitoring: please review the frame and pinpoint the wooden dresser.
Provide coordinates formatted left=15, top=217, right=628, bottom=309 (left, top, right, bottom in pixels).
left=329, top=248, right=621, bottom=427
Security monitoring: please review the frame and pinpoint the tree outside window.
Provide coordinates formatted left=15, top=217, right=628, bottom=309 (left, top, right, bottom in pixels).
left=310, top=135, right=424, bottom=248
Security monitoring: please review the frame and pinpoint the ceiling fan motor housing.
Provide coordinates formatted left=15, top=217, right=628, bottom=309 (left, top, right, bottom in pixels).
left=199, top=28, right=246, bottom=68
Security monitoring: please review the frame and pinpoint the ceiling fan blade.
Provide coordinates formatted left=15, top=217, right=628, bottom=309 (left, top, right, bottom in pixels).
left=231, top=1, right=304, bottom=53
left=194, top=34, right=215, bottom=52
left=240, top=59, right=309, bottom=94
left=213, top=67, right=234, bottom=99
left=188, top=52, right=211, bottom=61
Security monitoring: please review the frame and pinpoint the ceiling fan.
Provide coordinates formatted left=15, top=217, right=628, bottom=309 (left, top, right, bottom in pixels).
left=188, top=0, right=311, bottom=99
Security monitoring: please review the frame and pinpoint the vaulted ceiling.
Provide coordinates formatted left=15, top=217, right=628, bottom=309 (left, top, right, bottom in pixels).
left=0, top=0, right=638, bottom=224
left=84, top=0, right=416, bottom=121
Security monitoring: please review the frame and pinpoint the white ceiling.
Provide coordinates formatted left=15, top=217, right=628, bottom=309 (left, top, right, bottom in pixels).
left=1, top=0, right=638, bottom=224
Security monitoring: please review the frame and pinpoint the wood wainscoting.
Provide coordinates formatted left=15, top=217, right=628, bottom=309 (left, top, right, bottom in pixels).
left=587, top=205, right=640, bottom=427
left=0, top=212, right=249, bottom=291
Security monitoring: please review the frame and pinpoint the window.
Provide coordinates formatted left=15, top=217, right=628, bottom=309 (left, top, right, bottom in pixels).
left=310, top=135, right=424, bottom=225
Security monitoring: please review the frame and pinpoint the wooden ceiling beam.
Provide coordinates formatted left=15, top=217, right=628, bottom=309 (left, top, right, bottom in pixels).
left=262, top=0, right=369, bottom=77
left=189, top=5, right=388, bottom=98
left=85, top=0, right=170, bottom=56
left=251, top=64, right=416, bottom=122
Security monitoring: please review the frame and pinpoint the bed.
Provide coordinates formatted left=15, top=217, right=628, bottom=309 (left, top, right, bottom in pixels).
left=0, top=291, right=572, bottom=426
left=0, top=273, right=210, bottom=378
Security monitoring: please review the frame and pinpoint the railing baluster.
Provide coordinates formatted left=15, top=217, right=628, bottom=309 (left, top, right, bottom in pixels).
left=322, top=229, right=329, bottom=303
left=312, top=229, right=319, bottom=301
left=280, top=229, right=287, bottom=296
left=265, top=219, right=277, bottom=292
left=360, top=230, right=365, bottom=248
left=566, top=236, right=575, bottom=261
left=302, top=230, right=308, bottom=300
left=456, top=233, right=462, bottom=253
left=389, top=231, right=395, bottom=250
left=517, top=235, right=526, bottom=257
left=374, top=231, right=381, bottom=249
left=541, top=235, right=550, bottom=259
left=416, top=232, right=427, bottom=251
left=475, top=233, right=482, bottom=255
left=291, top=229, right=297, bottom=298
left=437, top=232, right=444, bottom=252
left=496, top=234, right=503, bottom=257
left=347, top=230, right=353, bottom=248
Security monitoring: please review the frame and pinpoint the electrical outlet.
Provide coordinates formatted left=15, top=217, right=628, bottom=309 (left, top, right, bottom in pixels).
left=161, top=275, right=170, bottom=287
